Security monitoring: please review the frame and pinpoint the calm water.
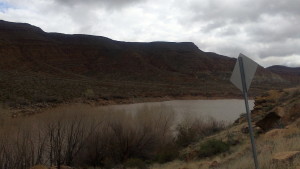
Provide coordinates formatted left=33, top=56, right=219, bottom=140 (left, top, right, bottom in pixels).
left=102, top=99, right=254, bottom=123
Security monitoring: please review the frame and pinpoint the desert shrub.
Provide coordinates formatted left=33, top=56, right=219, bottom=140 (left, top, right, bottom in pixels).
left=261, top=91, right=270, bottom=97
left=38, top=105, right=175, bottom=168
left=7, top=96, right=30, bottom=107
left=83, top=89, right=97, bottom=100
left=124, top=158, right=147, bottom=169
left=154, top=144, right=179, bottom=164
left=290, top=88, right=300, bottom=98
left=33, top=95, right=63, bottom=103
left=175, top=116, right=226, bottom=147
left=0, top=105, right=228, bottom=169
left=263, top=105, right=274, bottom=112
left=103, top=105, right=175, bottom=163
left=102, top=158, right=116, bottom=169
left=198, top=139, right=230, bottom=158
left=175, top=123, right=198, bottom=147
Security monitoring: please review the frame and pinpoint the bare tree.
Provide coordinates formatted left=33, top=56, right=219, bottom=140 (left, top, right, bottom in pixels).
left=0, top=104, right=178, bottom=169
left=64, top=117, right=88, bottom=166
left=46, top=120, right=66, bottom=169
left=80, top=122, right=108, bottom=168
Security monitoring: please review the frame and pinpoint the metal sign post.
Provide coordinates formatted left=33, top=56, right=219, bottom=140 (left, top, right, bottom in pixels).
left=238, top=57, right=260, bottom=169
left=230, top=54, right=260, bottom=169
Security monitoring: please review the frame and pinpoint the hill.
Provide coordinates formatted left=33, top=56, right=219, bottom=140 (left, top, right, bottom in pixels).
left=267, top=65, right=300, bottom=83
left=0, top=20, right=295, bottom=108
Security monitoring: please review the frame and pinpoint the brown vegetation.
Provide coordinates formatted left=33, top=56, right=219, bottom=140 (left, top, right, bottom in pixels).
left=175, top=116, right=226, bottom=147
left=152, top=87, right=300, bottom=169
left=0, top=104, right=228, bottom=169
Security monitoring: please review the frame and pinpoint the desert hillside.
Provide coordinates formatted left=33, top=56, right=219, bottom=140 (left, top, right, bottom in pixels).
left=267, top=65, right=300, bottom=83
left=0, top=20, right=295, bottom=108
left=166, top=86, right=300, bottom=169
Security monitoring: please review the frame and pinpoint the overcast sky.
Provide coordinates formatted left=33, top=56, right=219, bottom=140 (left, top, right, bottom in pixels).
left=1, top=0, right=300, bottom=67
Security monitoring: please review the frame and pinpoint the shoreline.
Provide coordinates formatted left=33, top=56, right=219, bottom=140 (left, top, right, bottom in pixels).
left=91, top=95, right=249, bottom=106
left=6, top=94, right=253, bottom=118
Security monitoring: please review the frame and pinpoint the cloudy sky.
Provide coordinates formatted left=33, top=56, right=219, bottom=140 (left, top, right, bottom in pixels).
left=1, top=0, right=300, bottom=67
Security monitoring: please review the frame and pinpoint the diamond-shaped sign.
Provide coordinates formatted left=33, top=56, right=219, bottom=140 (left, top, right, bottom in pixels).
left=230, top=53, right=258, bottom=92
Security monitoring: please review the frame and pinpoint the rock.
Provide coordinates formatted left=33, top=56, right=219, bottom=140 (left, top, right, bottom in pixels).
left=272, top=151, right=300, bottom=163
left=209, top=161, right=220, bottom=168
left=30, top=165, right=48, bottom=169
left=254, top=98, right=267, bottom=105
left=282, top=103, right=300, bottom=123
left=241, top=126, right=249, bottom=134
left=182, top=150, right=198, bottom=162
left=198, top=161, right=213, bottom=168
left=256, top=112, right=281, bottom=131
left=254, top=126, right=263, bottom=134
left=274, top=106, right=285, bottom=117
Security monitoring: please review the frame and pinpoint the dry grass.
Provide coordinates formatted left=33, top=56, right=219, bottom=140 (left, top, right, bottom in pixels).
left=0, top=104, right=178, bottom=168
left=0, top=103, right=232, bottom=169
left=149, top=118, right=300, bottom=169
left=175, top=113, right=226, bottom=147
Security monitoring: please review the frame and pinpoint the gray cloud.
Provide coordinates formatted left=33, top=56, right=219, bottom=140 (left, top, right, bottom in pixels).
left=245, top=17, right=300, bottom=43
left=257, top=40, right=300, bottom=58
left=178, top=0, right=300, bottom=66
left=188, top=0, right=300, bottom=25
left=54, top=0, right=146, bottom=9
left=217, top=26, right=241, bottom=37
left=1, top=0, right=300, bottom=67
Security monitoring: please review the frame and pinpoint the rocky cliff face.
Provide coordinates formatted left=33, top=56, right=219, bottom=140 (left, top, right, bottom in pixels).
left=267, top=65, right=300, bottom=83
left=0, top=20, right=295, bottom=107
left=234, top=87, right=300, bottom=131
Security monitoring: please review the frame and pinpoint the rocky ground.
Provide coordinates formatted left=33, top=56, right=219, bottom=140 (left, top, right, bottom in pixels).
left=151, top=87, right=300, bottom=169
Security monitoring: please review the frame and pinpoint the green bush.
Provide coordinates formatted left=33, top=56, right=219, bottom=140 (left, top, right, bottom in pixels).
left=198, top=139, right=229, bottom=158
left=175, top=117, right=226, bottom=147
left=103, top=158, right=115, bottom=169
left=175, top=124, right=198, bottom=147
left=83, top=88, right=97, bottom=100
left=154, top=144, right=179, bottom=164
left=124, top=158, right=147, bottom=169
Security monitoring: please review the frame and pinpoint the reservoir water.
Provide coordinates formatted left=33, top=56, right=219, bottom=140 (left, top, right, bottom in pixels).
left=101, top=99, right=255, bottom=123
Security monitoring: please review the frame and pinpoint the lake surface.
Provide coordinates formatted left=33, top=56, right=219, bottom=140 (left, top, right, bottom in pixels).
left=101, top=99, right=254, bottom=123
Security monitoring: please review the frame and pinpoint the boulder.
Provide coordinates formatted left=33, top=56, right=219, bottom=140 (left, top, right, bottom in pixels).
left=256, top=112, right=281, bottom=131
left=272, top=151, right=300, bottom=163
left=241, top=126, right=249, bottom=134
left=282, top=103, right=300, bottom=123
left=209, top=161, right=220, bottom=168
